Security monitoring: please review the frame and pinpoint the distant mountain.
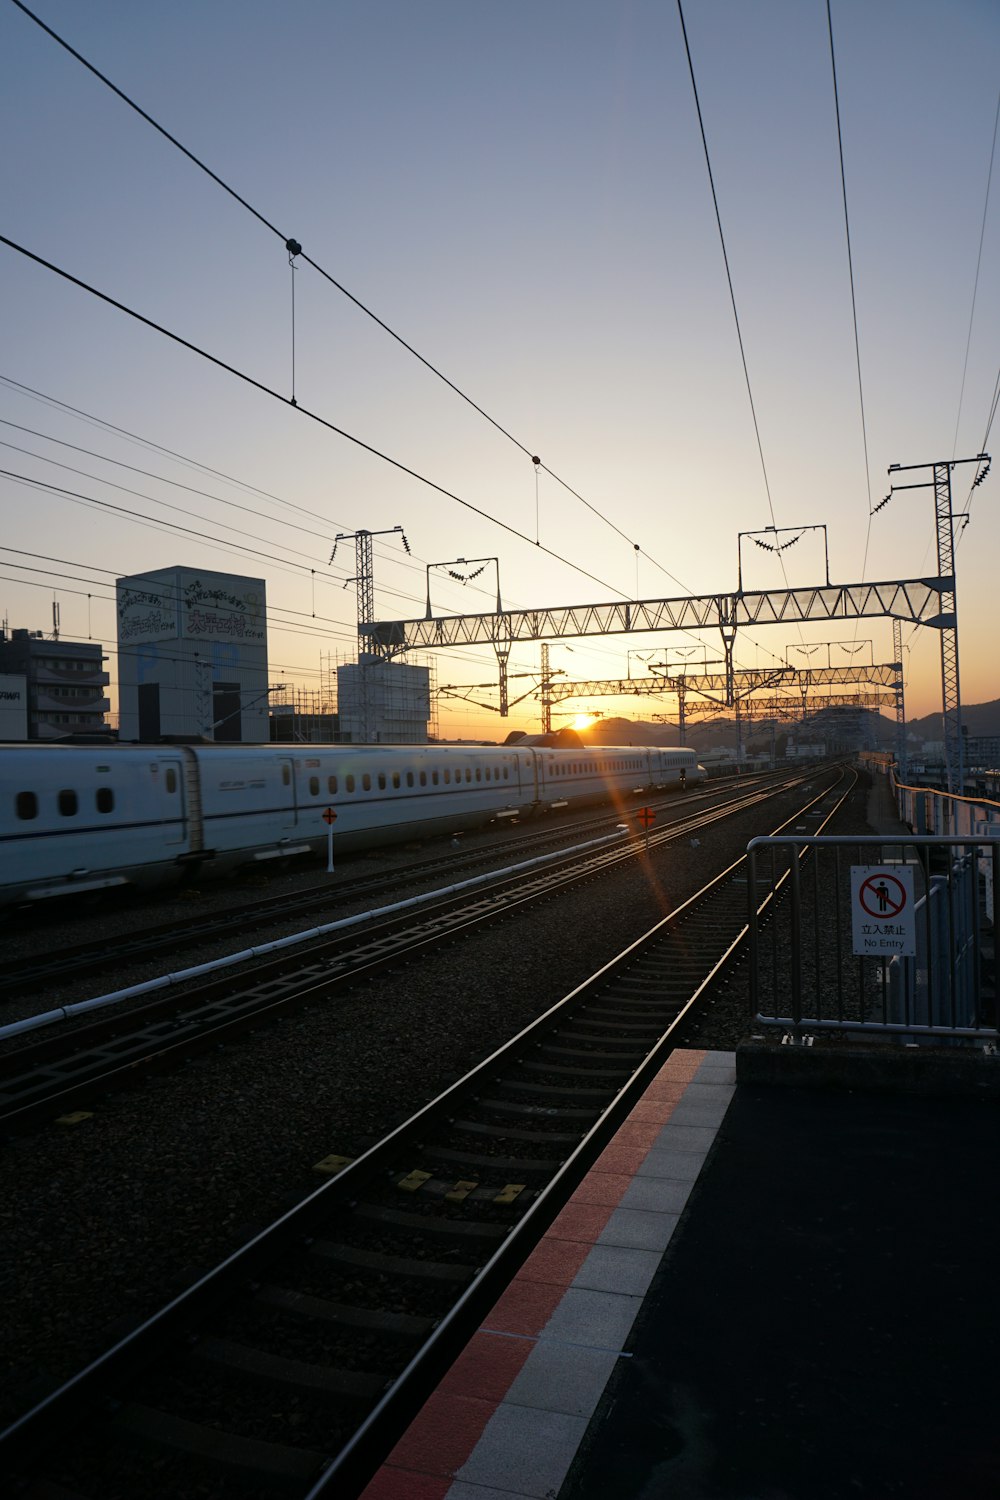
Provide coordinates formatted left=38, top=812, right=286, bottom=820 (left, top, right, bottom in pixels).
left=531, top=700, right=1000, bottom=751
left=902, top=698, right=1000, bottom=738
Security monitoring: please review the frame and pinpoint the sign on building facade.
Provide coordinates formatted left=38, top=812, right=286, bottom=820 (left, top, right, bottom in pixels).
left=116, top=567, right=269, bottom=742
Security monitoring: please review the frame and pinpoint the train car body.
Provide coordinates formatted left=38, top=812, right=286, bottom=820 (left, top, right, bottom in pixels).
left=0, top=741, right=705, bottom=907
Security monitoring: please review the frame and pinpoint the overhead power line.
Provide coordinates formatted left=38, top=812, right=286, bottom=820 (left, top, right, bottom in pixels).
left=826, top=1, right=873, bottom=552
left=0, top=232, right=631, bottom=603
left=952, top=87, right=1000, bottom=464
left=1, top=375, right=759, bottom=670
left=9, top=0, right=674, bottom=582
left=675, top=0, right=778, bottom=533
left=0, top=418, right=338, bottom=546
left=8, top=5, right=791, bottom=671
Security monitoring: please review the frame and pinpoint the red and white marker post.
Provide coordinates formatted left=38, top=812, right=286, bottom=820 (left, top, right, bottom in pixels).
left=322, top=807, right=337, bottom=873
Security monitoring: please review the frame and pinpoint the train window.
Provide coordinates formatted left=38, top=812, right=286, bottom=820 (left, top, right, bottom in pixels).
left=163, top=768, right=177, bottom=794
left=309, top=776, right=320, bottom=797
left=495, top=766, right=501, bottom=780
left=282, top=765, right=291, bottom=786
left=362, top=773, right=372, bottom=791
left=58, top=789, right=78, bottom=816
left=443, top=769, right=451, bottom=784
left=406, top=771, right=414, bottom=787
left=420, top=771, right=427, bottom=786
left=475, top=767, right=482, bottom=782
left=16, top=790, right=38, bottom=820
left=346, top=774, right=355, bottom=793
left=485, top=767, right=491, bottom=781
left=465, top=768, right=472, bottom=783
left=432, top=770, right=439, bottom=785
left=328, top=775, right=338, bottom=794
left=504, top=767, right=509, bottom=780
left=378, top=773, right=387, bottom=790
left=392, top=771, right=401, bottom=789
left=95, top=786, right=114, bottom=813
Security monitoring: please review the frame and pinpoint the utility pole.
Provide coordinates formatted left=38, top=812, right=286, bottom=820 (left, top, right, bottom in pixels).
left=892, top=618, right=907, bottom=780
left=331, top=526, right=409, bottom=743
left=885, top=453, right=989, bottom=794
left=540, top=643, right=552, bottom=733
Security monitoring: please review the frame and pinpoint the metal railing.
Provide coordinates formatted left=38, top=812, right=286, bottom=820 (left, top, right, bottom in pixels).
left=747, top=835, right=998, bottom=1044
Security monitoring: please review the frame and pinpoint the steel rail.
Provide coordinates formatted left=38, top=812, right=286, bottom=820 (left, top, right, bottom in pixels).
left=0, top=771, right=780, bottom=995
left=0, top=770, right=855, bottom=1497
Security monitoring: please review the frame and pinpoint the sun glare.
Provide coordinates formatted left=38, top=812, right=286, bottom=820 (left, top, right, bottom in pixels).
left=572, top=714, right=597, bottom=731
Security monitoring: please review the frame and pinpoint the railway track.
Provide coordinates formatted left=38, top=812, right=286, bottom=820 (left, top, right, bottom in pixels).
left=0, top=767, right=855, bottom=1498
left=0, top=770, right=829, bottom=1129
left=0, top=769, right=790, bottom=996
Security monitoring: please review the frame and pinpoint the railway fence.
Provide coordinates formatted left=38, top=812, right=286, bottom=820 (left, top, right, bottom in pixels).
left=748, top=833, right=999, bottom=1044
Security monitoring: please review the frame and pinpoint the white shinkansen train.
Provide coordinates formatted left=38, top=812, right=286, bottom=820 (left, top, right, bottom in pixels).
left=0, top=740, right=706, bottom=907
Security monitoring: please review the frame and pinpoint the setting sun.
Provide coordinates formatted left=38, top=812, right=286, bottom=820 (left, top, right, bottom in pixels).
left=572, top=714, right=598, bottom=731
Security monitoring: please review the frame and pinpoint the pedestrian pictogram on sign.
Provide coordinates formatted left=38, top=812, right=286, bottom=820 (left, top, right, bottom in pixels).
left=850, top=865, right=916, bottom=957
left=858, top=872, right=905, bottom=919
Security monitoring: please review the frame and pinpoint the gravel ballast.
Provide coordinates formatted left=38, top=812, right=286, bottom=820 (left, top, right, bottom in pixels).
left=0, top=772, right=866, bottom=1428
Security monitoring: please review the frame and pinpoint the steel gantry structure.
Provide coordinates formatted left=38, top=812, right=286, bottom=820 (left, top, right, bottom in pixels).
left=543, top=662, right=902, bottom=740
left=366, top=575, right=941, bottom=720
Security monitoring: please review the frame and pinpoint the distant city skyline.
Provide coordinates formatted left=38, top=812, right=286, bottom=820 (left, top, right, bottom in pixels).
left=2, top=0, right=998, bottom=739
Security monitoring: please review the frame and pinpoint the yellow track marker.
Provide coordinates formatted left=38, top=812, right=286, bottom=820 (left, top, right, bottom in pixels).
left=445, top=1180, right=479, bottom=1203
left=494, top=1184, right=526, bottom=1205
left=397, top=1169, right=432, bottom=1193
left=313, top=1154, right=354, bottom=1176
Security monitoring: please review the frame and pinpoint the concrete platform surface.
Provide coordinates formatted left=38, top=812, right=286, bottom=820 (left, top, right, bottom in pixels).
left=361, top=1047, right=1000, bottom=1500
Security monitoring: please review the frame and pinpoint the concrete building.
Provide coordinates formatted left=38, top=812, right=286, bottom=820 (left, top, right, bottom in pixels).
left=116, top=567, right=270, bottom=742
left=0, top=671, right=28, bottom=739
left=965, top=736, right=1000, bottom=767
left=336, top=659, right=431, bottom=743
left=0, top=629, right=109, bottom=740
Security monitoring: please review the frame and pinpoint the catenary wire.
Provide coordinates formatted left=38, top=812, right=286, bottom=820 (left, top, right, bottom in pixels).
left=8, top=0, right=681, bottom=586
left=675, top=0, right=779, bottom=535
left=0, top=441, right=334, bottom=569
left=0, top=232, right=635, bottom=605
left=0, top=420, right=339, bottom=546
left=826, top=0, right=873, bottom=583
left=952, top=87, right=1000, bottom=465
left=0, top=376, right=771, bottom=671
left=1, top=235, right=790, bottom=689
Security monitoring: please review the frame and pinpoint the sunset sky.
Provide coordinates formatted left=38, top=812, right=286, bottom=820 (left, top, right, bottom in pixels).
left=2, top=0, right=998, bottom=741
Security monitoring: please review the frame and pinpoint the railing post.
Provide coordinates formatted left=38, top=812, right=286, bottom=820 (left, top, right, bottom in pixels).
left=790, top=848, right=803, bottom=1038
left=748, top=843, right=759, bottom=1023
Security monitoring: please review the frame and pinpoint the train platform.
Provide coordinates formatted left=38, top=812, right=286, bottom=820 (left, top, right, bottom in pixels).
left=362, top=1042, right=1000, bottom=1500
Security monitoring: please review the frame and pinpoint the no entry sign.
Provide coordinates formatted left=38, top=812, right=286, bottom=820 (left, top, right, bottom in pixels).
left=850, top=865, right=916, bottom=957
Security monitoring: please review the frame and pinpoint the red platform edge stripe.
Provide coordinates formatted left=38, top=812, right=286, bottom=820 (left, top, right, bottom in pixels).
left=361, top=1048, right=708, bottom=1497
